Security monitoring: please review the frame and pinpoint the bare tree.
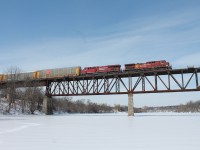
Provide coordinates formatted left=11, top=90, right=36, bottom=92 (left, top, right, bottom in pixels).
left=5, top=66, right=21, bottom=113
left=18, top=79, right=44, bottom=114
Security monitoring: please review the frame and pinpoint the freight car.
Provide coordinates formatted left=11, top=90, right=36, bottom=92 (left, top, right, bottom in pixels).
left=0, top=67, right=81, bottom=82
left=124, top=60, right=171, bottom=71
left=81, top=65, right=121, bottom=74
left=34, top=66, right=81, bottom=79
left=1, top=72, right=35, bottom=81
left=0, top=74, right=3, bottom=81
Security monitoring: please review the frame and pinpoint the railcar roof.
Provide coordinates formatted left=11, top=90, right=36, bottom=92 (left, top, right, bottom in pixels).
left=84, top=64, right=121, bottom=68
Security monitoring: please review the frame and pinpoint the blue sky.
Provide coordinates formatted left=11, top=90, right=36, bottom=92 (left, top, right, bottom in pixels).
left=1, top=0, right=200, bottom=107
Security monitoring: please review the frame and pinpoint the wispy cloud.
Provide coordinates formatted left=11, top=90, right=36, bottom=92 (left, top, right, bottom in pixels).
left=1, top=8, right=200, bottom=73
left=173, top=52, right=200, bottom=68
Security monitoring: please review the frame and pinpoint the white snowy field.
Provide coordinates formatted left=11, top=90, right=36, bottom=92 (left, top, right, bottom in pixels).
left=0, top=113, right=200, bottom=150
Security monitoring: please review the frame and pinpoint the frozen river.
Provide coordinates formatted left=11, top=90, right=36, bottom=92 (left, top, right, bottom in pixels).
left=0, top=113, right=200, bottom=150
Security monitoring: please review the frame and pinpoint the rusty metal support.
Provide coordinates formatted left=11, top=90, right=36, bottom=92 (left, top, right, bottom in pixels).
left=44, top=69, right=200, bottom=96
left=195, top=69, right=199, bottom=88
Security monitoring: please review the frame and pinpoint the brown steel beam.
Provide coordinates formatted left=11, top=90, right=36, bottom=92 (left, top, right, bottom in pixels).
left=46, top=88, right=200, bottom=97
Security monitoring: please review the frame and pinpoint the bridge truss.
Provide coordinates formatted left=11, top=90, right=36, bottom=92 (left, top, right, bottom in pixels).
left=45, top=67, right=200, bottom=96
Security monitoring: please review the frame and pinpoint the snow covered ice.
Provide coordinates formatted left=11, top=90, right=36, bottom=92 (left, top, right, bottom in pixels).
left=0, top=113, right=200, bottom=150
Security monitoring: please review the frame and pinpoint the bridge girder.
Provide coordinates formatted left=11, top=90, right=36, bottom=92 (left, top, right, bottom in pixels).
left=45, top=68, right=200, bottom=96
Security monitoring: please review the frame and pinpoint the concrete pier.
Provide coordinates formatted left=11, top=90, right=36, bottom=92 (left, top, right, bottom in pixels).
left=43, top=96, right=53, bottom=115
left=128, top=93, right=134, bottom=116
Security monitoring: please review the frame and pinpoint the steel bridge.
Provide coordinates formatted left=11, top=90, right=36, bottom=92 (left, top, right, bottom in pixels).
left=1, top=67, right=200, bottom=116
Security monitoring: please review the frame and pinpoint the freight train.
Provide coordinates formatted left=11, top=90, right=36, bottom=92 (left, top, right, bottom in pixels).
left=0, top=60, right=170, bottom=82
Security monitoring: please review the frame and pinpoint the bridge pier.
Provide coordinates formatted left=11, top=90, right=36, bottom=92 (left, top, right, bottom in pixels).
left=42, top=96, right=53, bottom=115
left=128, top=93, right=134, bottom=116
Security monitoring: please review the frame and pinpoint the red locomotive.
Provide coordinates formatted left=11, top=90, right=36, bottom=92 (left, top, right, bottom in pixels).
left=124, top=60, right=171, bottom=71
left=81, top=60, right=170, bottom=74
left=81, top=65, right=121, bottom=74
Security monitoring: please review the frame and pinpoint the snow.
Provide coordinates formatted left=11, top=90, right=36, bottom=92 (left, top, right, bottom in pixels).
left=0, top=113, right=200, bottom=150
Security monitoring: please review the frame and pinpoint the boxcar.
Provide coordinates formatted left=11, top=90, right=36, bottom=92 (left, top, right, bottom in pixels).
left=35, top=66, right=81, bottom=79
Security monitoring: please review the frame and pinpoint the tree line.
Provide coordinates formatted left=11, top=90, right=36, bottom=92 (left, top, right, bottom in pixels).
left=1, top=87, right=200, bottom=114
left=140, top=101, right=200, bottom=113
left=53, top=98, right=114, bottom=113
left=0, top=91, right=128, bottom=114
